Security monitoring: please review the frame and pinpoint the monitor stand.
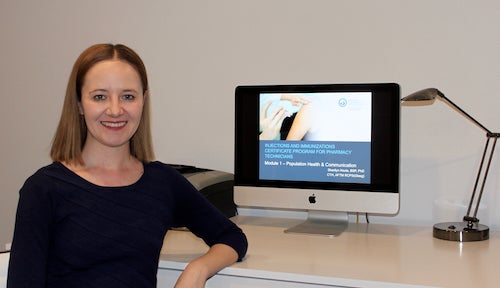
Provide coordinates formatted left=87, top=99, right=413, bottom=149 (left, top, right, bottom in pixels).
left=284, top=210, right=348, bottom=237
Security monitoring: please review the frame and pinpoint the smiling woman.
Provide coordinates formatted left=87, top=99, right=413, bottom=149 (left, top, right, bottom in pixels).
left=7, top=44, right=247, bottom=288
left=78, top=59, right=146, bottom=165
left=69, top=58, right=148, bottom=187
left=50, top=44, right=153, bottom=166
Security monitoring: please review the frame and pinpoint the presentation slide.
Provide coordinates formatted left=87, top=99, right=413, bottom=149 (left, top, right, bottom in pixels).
left=259, top=92, right=372, bottom=184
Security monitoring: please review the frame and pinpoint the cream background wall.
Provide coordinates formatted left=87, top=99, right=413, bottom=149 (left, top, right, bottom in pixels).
left=0, top=0, right=499, bottom=249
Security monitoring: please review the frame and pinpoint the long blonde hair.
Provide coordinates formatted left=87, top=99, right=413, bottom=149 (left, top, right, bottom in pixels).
left=50, top=44, right=155, bottom=164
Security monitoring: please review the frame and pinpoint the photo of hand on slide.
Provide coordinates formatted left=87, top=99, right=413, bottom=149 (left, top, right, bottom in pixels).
left=259, top=94, right=311, bottom=140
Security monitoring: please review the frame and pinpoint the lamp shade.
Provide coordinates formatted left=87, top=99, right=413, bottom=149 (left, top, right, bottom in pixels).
left=401, top=88, right=443, bottom=102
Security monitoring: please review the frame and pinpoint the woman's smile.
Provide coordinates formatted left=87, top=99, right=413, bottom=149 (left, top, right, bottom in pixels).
left=101, top=121, right=128, bottom=129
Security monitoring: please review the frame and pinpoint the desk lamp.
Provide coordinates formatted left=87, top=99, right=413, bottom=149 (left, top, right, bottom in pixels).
left=401, top=88, right=500, bottom=242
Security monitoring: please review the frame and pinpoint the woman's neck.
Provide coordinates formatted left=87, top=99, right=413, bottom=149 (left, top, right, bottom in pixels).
left=64, top=143, right=144, bottom=187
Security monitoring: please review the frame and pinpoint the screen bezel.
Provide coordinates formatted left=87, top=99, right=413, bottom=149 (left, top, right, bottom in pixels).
left=234, top=83, right=400, bottom=197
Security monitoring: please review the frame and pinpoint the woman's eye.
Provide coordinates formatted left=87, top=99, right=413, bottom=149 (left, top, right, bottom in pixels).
left=93, top=94, right=106, bottom=101
left=122, top=94, right=136, bottom=101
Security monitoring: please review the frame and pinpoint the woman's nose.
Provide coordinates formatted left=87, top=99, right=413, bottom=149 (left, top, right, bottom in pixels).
left=106, top=97, right=123, bottom=116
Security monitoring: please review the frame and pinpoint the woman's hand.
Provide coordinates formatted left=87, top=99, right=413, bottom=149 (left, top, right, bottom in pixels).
left=174, top=244, right=238, bottom=288
left=174, top=261, right=208, bottom=288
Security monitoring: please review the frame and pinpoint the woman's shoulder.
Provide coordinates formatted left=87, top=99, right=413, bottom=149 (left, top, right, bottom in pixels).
left=142, top=161, right=186, bottom=182
left=25, top=162, right=65, bottom=183
left=22, top=161, right=94, bottom=190
left=142, top=161, right=198, bottom=191
left=144, top=161, right=178, bottom=174
left=18, top=162, right=68, bottom=200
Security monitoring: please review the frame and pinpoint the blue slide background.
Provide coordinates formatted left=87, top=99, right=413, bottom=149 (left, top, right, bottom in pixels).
left=259, top=140, right=371, bottom=184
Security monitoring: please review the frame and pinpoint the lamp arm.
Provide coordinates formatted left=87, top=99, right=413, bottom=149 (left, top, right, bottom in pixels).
left=464, top=135, right=498, bottom=226
left=473, top=137, right=498, bottom=217
left=437, top=92, right=493, bottom=135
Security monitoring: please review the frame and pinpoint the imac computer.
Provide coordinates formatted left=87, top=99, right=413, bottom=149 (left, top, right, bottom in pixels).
left=234, top=83, right=400, bottom=236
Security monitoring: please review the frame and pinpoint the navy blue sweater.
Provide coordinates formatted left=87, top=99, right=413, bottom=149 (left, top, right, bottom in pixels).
left=7, top=161, right=247, bottom=288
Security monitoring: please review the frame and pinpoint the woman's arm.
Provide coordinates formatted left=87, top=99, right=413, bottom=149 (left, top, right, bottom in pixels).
left=174, top=244, right=238, bottom=288
left=166, top=164, right=248, bottom=287
left=7, top=172, right=53, bottom=288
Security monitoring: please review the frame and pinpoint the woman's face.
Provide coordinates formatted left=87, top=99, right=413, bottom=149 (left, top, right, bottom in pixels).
left=79, top=59, right=145, bottom=151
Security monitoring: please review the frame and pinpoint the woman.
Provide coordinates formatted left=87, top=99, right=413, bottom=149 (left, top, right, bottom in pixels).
left=7, top=44, right=247, bottom=288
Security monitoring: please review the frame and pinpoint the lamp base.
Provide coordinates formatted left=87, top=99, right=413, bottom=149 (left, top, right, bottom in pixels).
left=433, top=221, right=489, bottom=242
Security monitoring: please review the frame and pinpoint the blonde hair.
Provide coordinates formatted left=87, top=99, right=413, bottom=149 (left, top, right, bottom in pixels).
left=50, top=44, right=155, bottom=164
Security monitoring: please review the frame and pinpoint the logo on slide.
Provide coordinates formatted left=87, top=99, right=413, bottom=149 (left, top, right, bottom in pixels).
left=338, top=98, right=347, bottom=107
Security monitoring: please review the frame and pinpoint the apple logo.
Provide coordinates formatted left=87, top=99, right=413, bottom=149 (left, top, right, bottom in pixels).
left=308, top=194, right=316, bottom=204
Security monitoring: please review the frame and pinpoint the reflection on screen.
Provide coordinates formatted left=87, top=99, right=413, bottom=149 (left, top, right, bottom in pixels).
left=259, top=92, right=372, bottom=184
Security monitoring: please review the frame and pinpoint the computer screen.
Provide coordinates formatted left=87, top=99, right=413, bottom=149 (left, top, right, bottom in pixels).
left=234, top=83, right=400, bottom=236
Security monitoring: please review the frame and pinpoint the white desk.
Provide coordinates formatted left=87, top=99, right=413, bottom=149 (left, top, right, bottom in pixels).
left=159, top=216, right=499, bottom=288
left=0, top=253, right=8, bottom=288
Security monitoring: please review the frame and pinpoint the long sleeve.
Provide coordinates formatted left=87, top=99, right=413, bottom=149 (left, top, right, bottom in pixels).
left=7, top=172, right=54, bottom=288
left=154, top=163, right=248, bottom=261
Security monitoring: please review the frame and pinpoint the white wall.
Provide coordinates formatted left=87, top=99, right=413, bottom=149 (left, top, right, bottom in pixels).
left=0, top=0, right=499, bottom=249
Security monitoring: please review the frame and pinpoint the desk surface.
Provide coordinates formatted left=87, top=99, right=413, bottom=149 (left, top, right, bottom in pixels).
left=159, top=216, right=499, bottom=288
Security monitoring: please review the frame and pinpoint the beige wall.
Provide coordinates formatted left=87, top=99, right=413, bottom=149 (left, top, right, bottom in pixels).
left=1, top=0, right=499, bottom=249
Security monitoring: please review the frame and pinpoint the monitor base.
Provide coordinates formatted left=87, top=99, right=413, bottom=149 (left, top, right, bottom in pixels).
left=284, top=211, right=348, bottom=237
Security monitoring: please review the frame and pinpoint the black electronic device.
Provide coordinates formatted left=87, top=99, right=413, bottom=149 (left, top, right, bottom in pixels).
left=169, top=164, right=237, bottom=218
left=234, top=83, right=400, bottom=236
